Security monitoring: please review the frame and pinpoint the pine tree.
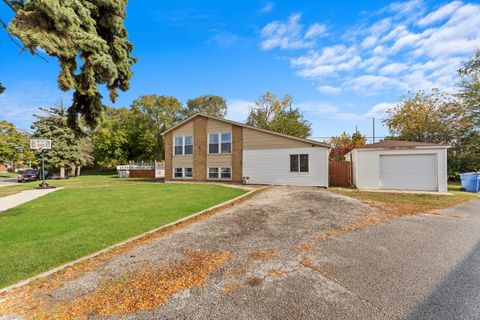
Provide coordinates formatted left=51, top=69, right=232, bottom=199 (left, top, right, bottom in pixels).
left=31, top=105, right=82, bottom=178
left=4, top=0, right=136, bottom=129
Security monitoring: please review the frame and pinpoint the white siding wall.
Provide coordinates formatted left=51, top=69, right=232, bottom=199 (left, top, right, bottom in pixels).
left=354, top=148, right=448, bottom=192
left=243, top=147, right=328, bottom=186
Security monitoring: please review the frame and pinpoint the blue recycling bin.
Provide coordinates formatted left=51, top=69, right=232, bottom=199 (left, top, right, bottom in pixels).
left=460, top=172, right=480, bottom=193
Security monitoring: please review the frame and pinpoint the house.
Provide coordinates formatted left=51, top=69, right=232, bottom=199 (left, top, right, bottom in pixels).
left=349, top=140, right=450, bottom=192
left=161, top=114, right=330, bottom=186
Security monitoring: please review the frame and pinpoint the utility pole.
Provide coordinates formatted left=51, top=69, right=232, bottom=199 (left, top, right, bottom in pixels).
left=372, top=117, right=376, bottom=143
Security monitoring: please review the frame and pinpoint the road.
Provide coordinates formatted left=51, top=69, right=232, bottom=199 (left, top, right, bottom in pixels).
left=0, top=186, right=479, bottom=319
left=0, top=178, right=17, bottom=188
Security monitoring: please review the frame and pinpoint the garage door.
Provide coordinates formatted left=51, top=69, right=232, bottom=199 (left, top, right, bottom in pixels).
left=379, top=154, right=437, bottom=191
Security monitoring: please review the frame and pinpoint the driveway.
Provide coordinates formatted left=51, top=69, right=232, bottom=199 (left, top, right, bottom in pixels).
left=1, top=186, right=479, bottom=319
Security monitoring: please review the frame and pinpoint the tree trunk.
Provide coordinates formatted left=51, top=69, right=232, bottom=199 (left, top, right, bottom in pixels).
left=60, top=166, right=65, bottom=179
left=76, top=165, right=81, bottom=177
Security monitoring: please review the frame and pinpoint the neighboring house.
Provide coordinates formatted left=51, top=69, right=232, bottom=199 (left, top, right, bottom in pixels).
left=349, top=140, right=450, bottom=192
left=161, top=114, right=330, bottom=186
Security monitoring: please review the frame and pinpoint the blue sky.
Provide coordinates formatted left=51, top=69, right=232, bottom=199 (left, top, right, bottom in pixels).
left=1, top=0, right=479, bottom=141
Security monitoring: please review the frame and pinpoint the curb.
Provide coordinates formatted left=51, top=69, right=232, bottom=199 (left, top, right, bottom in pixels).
left=0, top=185, right=271, bottom=294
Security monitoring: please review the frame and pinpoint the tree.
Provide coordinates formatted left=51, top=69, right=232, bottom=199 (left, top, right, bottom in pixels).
left=3, top=0, right=136, bottom=129
left=130, top=95, right=184, bottom=160
left=0, top=120, right=35, bottom=165
left=91, top=107, right=130, bottom=167
left=246, top=92, right=311, bottom=138
left=31, top=105, right=83, bottom=178
left=330, top=130, right=366, bottom=160
left=184, top=95, right=227, bottom=118
left=0, top=83, right=5, bottom=94
left=383, top=89, right=478, bottom=177
left=458, top=49, right=480, bottom=128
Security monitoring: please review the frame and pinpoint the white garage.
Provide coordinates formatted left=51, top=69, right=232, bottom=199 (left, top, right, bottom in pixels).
left=350, top=140, right=449, bottom=193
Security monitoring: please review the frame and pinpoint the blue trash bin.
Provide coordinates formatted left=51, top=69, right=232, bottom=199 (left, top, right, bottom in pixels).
left=460, top=172, right=480, bottom=193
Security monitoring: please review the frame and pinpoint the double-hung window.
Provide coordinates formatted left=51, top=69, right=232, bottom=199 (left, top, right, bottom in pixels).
left=290, top=154, right=309, bottom=172
left=174, top=167, right=193, bottom=179
left=208, top=132, right=231, bottom=154
left=174, top=135, right=193, bottom=155
left=208, top=167, right=231, bottom=179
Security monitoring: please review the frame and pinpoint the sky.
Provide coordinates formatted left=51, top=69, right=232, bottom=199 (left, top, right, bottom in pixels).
left=1, top=0, right=479, bottom=141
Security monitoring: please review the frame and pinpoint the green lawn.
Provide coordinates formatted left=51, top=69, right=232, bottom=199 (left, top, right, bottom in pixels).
left=330, top=184, right=479, bottom=217
left=0, top=176, right=246, bottom=288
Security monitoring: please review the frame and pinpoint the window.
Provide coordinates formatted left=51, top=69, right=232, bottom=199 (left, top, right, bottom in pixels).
left=290, top=155, right=299, bottom=172
left=221, top=167, right=231, bottom=179
left=174, top=168, right=183, bottom=178
left=174, top=137, right=183, bottom=155
left=208, top=167, right=232, bottom=179
left=174, top=167, right=193, bottom=179
left=299, top=154, right=309, bottom=172
left=208, top=167, right=219, bottom=179
left=174, top=135, right=193, bottom=155
left=290, top=154, right=309, bottom=172
left=209, top=132, right=232, bottom=154
left=184, top=136, right=193, bottom=155
left=221, top=133, right=231, bottom=154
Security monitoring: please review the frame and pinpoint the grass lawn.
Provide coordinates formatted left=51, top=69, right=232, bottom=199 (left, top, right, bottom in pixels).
left=0, top=175, right=246, bottom=288
left=0, top=172, right=18, bottom=179
left=330, top=184, right=479, bottom=217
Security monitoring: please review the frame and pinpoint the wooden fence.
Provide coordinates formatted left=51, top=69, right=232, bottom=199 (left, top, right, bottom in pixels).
left=329, top=161, right=352, bottom=187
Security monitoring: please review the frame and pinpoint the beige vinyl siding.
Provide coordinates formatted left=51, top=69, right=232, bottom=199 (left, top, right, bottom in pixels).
left=173, top=121, right=194, bottom=136
left=207, top=154, right=232, bottom=167
left=172, top=155, right=194, bottom=168
left=243, top=127, right=313, bottom=150
left=207, top=118, right=232, bottom=133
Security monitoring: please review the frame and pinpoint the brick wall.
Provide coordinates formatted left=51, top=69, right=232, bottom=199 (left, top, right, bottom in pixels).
left=193, top=116, right=207, bottom=180
left=232, top=125, right=243, bottom=182
left=129, top=170, right=155, bottom=179
left=164, top=132, right=172, bottom=180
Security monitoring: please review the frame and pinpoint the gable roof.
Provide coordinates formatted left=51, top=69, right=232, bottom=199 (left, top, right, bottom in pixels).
left=161, top=113, right=330, bottom=148
left=358, top=140, right=449, bottom=149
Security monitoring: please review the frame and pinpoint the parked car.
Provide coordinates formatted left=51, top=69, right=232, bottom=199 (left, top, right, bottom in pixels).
left=17, top=169, right=50, bottom=182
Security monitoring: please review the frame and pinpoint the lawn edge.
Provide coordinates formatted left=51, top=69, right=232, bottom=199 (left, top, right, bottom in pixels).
left=0, top=185, right=271, bottom=294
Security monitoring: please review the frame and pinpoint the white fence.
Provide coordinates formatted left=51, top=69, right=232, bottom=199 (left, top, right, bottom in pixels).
left=117, top=161, right=165, bottom=178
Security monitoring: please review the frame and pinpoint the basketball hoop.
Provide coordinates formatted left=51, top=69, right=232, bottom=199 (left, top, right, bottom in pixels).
left=29, top=139, right=53, bottom=189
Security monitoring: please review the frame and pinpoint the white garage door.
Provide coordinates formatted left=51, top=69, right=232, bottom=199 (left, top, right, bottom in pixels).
left=379, top=154, right=437, bottom=191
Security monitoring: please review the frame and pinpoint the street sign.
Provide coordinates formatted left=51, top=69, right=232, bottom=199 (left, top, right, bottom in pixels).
left=30, top=139, right=52, bottom=150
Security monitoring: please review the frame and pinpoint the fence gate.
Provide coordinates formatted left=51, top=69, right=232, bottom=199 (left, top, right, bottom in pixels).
left=329, top=161, right=352, bottom=187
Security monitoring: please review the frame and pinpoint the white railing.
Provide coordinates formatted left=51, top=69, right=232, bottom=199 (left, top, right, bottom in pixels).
left=117, top=161, right=165, bottom=178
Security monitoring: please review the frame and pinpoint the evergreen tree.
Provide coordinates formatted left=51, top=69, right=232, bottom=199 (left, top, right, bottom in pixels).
left=31, top=105, right=82, bottom=178
left=4, top=0, right=136, bottom=129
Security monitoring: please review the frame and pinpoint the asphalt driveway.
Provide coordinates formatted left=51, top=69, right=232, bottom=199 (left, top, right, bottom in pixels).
left=1, top=186, right=479, bottom=319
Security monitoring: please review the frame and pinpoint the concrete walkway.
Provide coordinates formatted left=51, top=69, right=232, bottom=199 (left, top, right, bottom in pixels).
left=0, top=188, right=61, bottom=212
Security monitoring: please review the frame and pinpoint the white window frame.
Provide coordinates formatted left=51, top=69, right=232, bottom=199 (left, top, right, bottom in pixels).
left=207, top=166, right=232, bottom=180
left=173, top=167, right=193, bottom=179
left=173, top=135, right=194, bottom=156
left=208, top=132, right=232, bottom=155
left=290, top=154, right=309, bottom=173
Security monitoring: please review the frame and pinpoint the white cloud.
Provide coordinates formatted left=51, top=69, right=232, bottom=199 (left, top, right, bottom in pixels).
left=317, top=85, right=341, bottom=94
left=260, top=2, right=274, bottom=13
left=260, top=13, right=327, bottom=50
left=208, top=30, right=237, bottom=47
left=226, top=99, right=252, bottom=122
left=265, top=1, right=480, bottom=95
left=297, top=101, right=340, bottom=114
left=417, top=1, right=463, bottom=26
left=335, top=102, right=396, bottom=121
left=305, top=23, right=327, bottom=39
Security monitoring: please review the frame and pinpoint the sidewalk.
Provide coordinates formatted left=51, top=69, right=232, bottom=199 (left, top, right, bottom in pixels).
left=0, top=188, right=61, bottom=212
